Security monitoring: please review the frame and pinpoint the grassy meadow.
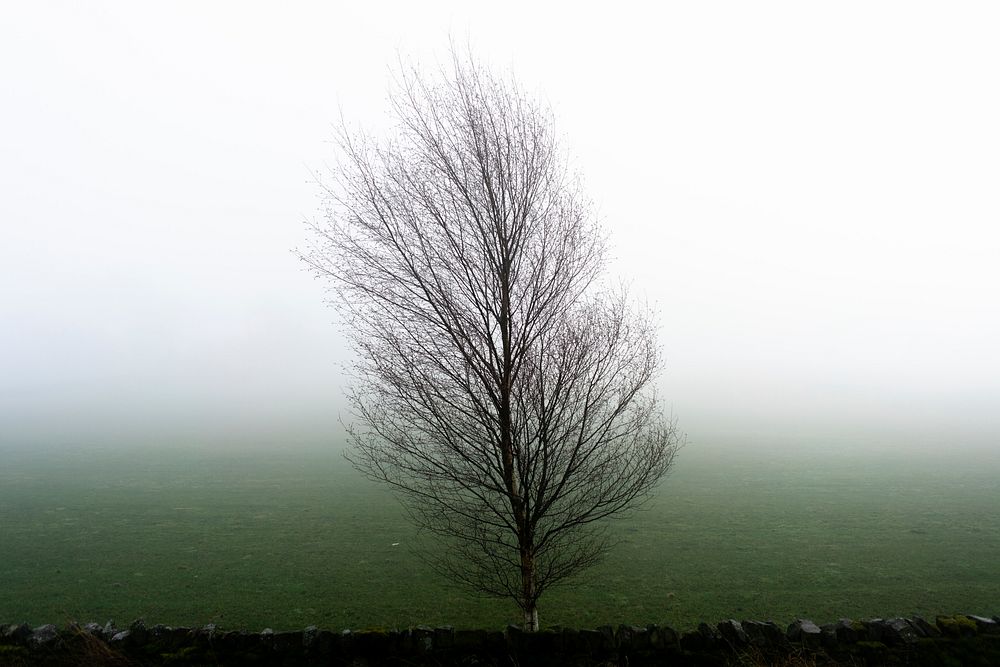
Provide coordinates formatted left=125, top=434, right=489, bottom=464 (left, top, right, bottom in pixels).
left=1, top=441, right=998, bottom=631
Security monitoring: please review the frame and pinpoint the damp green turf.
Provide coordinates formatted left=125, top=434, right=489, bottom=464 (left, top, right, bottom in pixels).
left=1, top=442, right=997, bottom=631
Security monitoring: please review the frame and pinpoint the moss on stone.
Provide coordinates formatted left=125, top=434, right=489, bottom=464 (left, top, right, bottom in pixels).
left=160, top=644, right=202, bottom=664
left=937, top=615, right=978, bottom=637
left=0, top=644, right=28, bottom=655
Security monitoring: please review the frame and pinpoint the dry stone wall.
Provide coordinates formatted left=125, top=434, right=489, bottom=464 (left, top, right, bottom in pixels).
left=2, top=613, right=999, bottom=666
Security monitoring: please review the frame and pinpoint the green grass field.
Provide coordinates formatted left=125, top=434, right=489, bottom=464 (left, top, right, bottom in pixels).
left=1, top=442, right=998, bottom=631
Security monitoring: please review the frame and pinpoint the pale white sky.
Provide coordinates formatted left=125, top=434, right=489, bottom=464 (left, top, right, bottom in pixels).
left=2, top=1, right=997, bottom=451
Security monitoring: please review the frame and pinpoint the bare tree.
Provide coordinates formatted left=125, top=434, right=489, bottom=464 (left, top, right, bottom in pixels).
left=302, top=53, right=680, bottom=631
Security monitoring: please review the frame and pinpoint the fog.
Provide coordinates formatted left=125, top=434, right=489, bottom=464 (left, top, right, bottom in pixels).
left=2, top=2, right=997, bottom=454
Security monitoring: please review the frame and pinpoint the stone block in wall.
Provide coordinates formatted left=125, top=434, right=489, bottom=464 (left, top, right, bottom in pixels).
left=453, top=628, right=487, bottom=650
left=28, top=624, right=60, bottom=649
left=1, top=623, right=32, bottom=646
left=127, top=619, right=150, bottom=646
left=819, top=622, right=838, bottom=649
left=578, top=628, right=608, bottom=653
left=216, top=630, right=256, bottom=655
left=647, top=624, right=679, bottom=650
left=741, top=620, right=786, bottom=648
left=505, top=623, right=524, bottom=653
left=522, top=628, right=563, bottom=654
left=615, top=624, right=633, bottom=650
left=855, top=639, right=889, bottom=662
left=678, top=630, right=702, bottom=652
left=881, top=618, right=920, bottom=645
left=188, top=624, right=223, bottom=652
left=307, top=628, right=338, bottom=658
left=109, top=629, right=131, bottom=644
left=270, top=630, right=307, bottom=657
left=832, top=618, right=862, bottom=643
left=936, top=615, right=978, bottom=638
left=143, top=624, right=191, bottom=654
left=559, top=627, right=591, bottom=656
left=717, top=619, right=748, bottom=647
left=697, top=622, right=720, bottom=645
left=680, top=622, right=720, bottom=652
left=909, top=616, right=940, bottom=638
left=616, top=624, right=649, bottom=651
left=81, top=622, right=105, bottom=640
left=434, top=625, right=455, bottom=649
left=968, top=615, right=1000, bottom=634
left=485, top=629, right=506, bottom=654
left=409, top=625, right=435, bottom=652
left=634, top=624, right=652, bottom=651
left=335, top=628, right=353, bottom=655
left=559, top=624, right=612, bottom=654
left=596, top=624, right=617, bottom=650
left=353, top=628, right=398, bottom=657
left=560, top=627, right=577, bottom=646
left=861, top=618, right=886, bottom=642
left=786, top=619, right=821, bottom=647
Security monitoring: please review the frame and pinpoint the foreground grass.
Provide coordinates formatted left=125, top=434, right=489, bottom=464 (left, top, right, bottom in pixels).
left=1, top=441, right=997, bottom=631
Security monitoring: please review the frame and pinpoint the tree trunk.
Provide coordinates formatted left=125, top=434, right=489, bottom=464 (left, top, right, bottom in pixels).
left=523, top=606, right=539, bottom=632
left=520, top=550, right=538, bottom=631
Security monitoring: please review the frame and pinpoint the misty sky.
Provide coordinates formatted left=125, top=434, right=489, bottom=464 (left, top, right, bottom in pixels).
left=2, top=2, right=997, bottom=452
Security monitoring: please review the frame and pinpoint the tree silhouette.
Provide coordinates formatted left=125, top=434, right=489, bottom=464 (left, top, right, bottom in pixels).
left=302, top=52, right=680, bottom=630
